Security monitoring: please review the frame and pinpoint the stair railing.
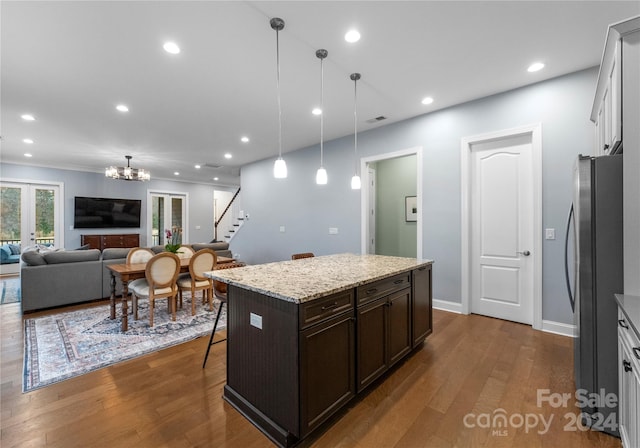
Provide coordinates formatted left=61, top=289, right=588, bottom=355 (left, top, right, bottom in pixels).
left=214, top=187, right=241, bottom=241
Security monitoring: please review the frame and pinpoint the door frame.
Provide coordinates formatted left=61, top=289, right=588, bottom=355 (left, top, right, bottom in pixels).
left=460, top=124, right=542, bottom=330
left=360, top=146, right=423, bottom=259
left=146, top=189, right=189, bottom=246
left=0, top=178, right=65, bottom=249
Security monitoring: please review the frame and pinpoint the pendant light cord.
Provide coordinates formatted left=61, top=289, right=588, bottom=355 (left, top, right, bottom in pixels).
left=353, top=75, right=358, bottom=174
left=276, top=28, right=282, bottom=159
left=320, top=56, right=324, bottom=167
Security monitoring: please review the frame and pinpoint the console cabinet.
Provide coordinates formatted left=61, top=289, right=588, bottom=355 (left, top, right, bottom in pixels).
left=81, top=233, right=139, bottom=250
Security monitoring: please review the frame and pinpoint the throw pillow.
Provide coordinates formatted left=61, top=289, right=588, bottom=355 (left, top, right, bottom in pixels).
left=8, top=244, right=21, bottom=255
left=21, top=251, right=47, bottom=266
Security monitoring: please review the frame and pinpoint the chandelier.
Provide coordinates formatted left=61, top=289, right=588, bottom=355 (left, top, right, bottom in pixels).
left=105, top=155, right=150, bottom=181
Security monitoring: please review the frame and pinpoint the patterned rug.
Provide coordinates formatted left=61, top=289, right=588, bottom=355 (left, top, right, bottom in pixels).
left=1, top=276, right=21, bottom=304
left=23, top=293, right=225, bottom=392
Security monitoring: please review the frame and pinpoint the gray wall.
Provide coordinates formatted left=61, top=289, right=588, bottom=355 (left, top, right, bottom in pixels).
left=0, top=163, right=233, bottom=248
left=375, top=155, right=417, bottom=258
left=232, top=67, right=598, bottom=325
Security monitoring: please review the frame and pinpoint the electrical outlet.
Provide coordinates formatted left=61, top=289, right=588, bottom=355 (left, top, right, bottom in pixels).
left=280, top=226, right=285, bottom=233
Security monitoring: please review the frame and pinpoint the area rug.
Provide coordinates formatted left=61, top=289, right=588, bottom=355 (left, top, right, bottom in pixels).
left=1, top=276, right=21, bottom=304
left=23, top=293, right=225, bottom=392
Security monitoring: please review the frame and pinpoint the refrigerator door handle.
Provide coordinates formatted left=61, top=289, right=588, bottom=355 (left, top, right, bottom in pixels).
left=565, top=203, right=575, bottom=312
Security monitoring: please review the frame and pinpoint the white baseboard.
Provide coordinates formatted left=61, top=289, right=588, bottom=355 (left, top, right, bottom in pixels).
left=433, top=299, right=463, bottom=314
left=541, top=319, right=576, bottom=337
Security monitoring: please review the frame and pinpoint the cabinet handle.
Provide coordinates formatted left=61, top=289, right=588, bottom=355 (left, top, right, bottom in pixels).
left=321, top=302, right=338, bottom=311
left=623, top=360, right=633, bottom=372
left=634, top=347, right=640, bottom=360
left=366, top=288, right=378, bottom=295
left=393, top=279, right=404, bottom=285
left=619, top=319, right=629, bottom=329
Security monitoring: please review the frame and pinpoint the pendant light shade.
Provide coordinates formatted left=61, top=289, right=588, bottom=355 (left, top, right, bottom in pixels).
left=350, top=73, right=361, bottom=190
left=315, top=49, right=328, bottom=185
left=271, top=17, right=287, bottom=179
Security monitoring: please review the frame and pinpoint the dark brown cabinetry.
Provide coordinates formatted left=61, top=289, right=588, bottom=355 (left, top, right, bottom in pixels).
left=356, top=273, right=412, bottom=392
left=81, top=233, right=139, bottom=250
left=223, top=263, right=433, bottom=448
left=412, top=264, right=433, bottom=347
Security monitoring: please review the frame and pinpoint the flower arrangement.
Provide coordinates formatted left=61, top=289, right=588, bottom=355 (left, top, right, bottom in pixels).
left=164, top=227, right=182, bottom=253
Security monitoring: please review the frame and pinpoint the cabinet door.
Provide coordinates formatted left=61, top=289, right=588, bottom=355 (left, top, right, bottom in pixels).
left=412, top=265, right=432, bottom=347
left=357, top=297, right=387, bottom=392
left=122, top=234, right=139, bottom=248
left=388, top=288, right=412, bottom=367
left=80, top=235, right=101, bottom=250
left=300, top=312, right=355, bottom=437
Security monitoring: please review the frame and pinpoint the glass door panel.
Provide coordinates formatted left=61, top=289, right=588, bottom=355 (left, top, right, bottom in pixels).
left=148, top=192, right=187, bottom=247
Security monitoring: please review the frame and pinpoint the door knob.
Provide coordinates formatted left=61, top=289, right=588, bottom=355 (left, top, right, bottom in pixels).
left=518, top=250, right=531, bottom=256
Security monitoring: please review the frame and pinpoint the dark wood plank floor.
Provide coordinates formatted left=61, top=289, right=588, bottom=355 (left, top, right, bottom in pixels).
left=0, top=301, right=622, bottom=447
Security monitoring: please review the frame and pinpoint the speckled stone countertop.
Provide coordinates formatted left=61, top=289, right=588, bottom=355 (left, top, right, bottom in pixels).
left=205, top=253, right=433, bottom=304
left=615, top=294, right=640, bottom=341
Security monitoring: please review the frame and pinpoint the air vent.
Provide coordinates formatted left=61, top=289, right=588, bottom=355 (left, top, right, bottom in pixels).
left=366, top=115, right=387, bottom=124
left=204, top=163, right=222, bottom=169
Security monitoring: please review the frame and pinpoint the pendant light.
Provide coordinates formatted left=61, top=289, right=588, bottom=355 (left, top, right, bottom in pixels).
left=315, top=49, right=328, bottom=185
left=350, top=73, right=362, bottom=189
left=271, top=17, right=287, bottom=179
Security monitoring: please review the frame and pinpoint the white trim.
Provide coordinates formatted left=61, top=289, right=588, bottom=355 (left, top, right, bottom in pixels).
left=433, top=299, right=463, bottom=314
left=460, top=123, right=543, bottom=329
left=360, top=146, right=423, bottom=259
left=541, top=320, right=576, bottom=338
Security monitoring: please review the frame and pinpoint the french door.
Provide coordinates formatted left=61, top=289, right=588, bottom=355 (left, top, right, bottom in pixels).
left=0, top=182, right=63, bottom=275
left=147, top=192, right=188, bottom=246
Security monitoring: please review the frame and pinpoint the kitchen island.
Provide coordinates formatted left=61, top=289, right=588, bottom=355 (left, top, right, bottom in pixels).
left=207, top=253, right=433, bottom=447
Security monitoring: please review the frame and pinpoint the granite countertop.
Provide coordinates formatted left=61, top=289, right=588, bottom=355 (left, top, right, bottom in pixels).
left=205, top=253, right=433, bottom=304
left=615, top=294, right=640, bottom=341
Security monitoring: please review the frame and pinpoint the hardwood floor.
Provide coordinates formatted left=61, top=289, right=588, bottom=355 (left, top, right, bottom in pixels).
left=1, top=302, right=622, bottom=448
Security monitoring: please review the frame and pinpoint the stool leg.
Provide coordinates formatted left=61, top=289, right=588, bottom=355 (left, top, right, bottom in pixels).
left=203, top=302, right=225, bottom=368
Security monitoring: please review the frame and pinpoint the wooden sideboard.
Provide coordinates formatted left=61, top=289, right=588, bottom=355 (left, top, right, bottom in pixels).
left=81, top=233, right=139, bottom=251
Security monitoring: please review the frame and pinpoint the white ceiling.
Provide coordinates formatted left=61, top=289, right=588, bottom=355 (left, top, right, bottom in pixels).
left=1, top=1, right=638, bottom=186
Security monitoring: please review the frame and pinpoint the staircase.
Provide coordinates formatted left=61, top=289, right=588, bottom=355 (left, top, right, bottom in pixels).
left=215, top=188, right=245, bottom=242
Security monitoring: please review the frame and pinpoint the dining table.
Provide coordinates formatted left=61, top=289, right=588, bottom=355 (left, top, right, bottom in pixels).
left=106, top=255, right=236, bottom=331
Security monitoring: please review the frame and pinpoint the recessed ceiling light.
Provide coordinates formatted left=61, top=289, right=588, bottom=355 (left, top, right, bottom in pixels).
left=224, top=153, right=232, bottom=159
left=195, top=164, right=201, bottom=169
left=24, top=153, right=33, bottom=158
left=21, top=114, right=35, bottom=121
left=345, top=30, right=361, bottom=43
left=312, top=108, right=322, bottom=116
left=241, top=136, right=250, bottom=143
left=421, top=96, right=434, bottom=105
left=174, top=171, right=180, bottom=176
left=23, top=138, right=34, bottom=144
left=163, top=41, right=180, bottom=54
left=116, top=104, right=129, bottom=112
left=213, top=177, right=219, bottom=181
left=527, top=62, right=545, bottom=73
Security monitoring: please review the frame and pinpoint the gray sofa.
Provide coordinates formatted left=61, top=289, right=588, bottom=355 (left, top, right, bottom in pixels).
left=21, top=241, right=233, bottom=312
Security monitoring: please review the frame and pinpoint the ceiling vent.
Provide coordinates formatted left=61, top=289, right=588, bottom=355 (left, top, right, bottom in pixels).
left=204, top=163, right=222, bottom=169
left=366, top=115, right=387, bottom=124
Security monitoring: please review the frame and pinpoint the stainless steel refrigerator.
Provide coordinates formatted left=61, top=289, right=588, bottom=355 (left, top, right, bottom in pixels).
left=565, top=154, right=623, bottom=436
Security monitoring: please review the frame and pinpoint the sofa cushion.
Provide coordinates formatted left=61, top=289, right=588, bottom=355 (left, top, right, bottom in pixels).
left=8, top=244, right=21, bottom=255
left=101, top=248, right=132, bottom=260
left=191, top=242, right=229, bottom=252
left=21, top=250, right=47, bottom=266
left=43, top=249, right=101, bottom=264
left=0, top=245, right=11, bottom=261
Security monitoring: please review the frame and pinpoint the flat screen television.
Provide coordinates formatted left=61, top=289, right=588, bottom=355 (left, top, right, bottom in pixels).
left=74, top=196, right=141, bottom=228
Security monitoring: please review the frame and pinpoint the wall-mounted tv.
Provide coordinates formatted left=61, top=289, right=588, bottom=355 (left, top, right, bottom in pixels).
left=74, top=196, right=142, bottom=229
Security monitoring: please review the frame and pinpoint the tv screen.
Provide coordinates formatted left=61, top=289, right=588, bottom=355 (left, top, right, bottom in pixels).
left=74, top=196, right=141, bottom=229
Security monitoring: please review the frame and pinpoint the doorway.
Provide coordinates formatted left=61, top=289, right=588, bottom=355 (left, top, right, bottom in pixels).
left=147, top=191, right=188, bottom=246
left=461, top=124, right=542, bottom=329
left=360, top=147, right=423, bottom=260
left=0, top=181, right=63, bottom=275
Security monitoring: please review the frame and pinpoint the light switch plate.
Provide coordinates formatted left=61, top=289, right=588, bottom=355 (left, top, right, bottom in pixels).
left=545, top=228, right=555, bottom=240
left=329, top=227, right=338, bottom=235
left=280, top=226, right=285, bottom=233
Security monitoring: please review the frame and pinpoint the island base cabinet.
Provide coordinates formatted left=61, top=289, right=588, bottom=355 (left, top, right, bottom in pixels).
left=300, top=311, right=355, bottom=437
left=412, top=264, right=433, bottom=347
left=356, top=287, right=412, bottom=393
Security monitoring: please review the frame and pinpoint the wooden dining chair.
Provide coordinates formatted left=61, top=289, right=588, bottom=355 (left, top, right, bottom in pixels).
left=177, top=249, right=217, bottom=315
left=292, top=252, right=315, bottom=260
left=176, top=245, right=195, bottom=259
left=130, top=252, right=181, bottom=327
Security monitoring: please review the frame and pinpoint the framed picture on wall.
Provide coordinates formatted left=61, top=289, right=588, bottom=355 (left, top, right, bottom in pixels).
left=405, top=196, right=417, bottom=222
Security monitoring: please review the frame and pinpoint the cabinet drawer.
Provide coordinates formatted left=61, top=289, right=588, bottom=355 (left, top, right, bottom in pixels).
left=300, top=290, right=354, bottom=330
left=357, top=272, right=411, bottom=306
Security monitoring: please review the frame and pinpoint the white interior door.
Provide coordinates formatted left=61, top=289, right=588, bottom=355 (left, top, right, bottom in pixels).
left=148, top=192, right=188, bottom=246
left=470, top=134, right=534, bottom=324
left=367, top=166, right=376, bottom=254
